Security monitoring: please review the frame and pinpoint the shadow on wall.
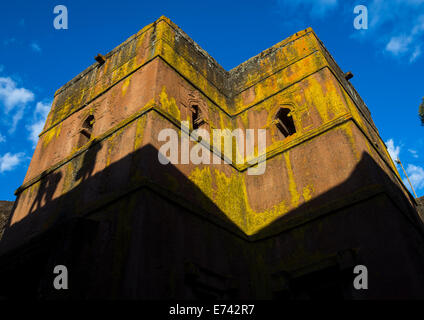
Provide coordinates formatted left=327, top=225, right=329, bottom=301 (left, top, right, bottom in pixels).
left=0, top=201, right=14, bottom=241
left=0, top=143, right=245, bottom=299
left=75, top=140, right=102, bottom=182
left=0, top=142, right=423, bottom=299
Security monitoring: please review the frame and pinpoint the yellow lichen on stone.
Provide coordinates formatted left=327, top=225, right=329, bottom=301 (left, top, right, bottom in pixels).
left=284, top=152, right=300, bottom=208
left=213, top=169, right=248, bottom=230
left=42, top=122, right=62, bottom=148
left=248, top=200, right=288, bottom=235
left=121, top=77, right=131, bottom=96
left=339, top=122, right=361, bottom=161
left=134, top=116, right=147, bottom=151
left=187, top=163, right=300, bottom=235
left=159, top=86, right=180, bottom=121
left=106, top=131, right=122, bottom=166
left=189, top=166, right=214, bottom=202
left=302, top=184, right=314, bottom=202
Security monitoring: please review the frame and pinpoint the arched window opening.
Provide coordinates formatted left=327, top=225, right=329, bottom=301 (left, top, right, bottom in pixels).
left=275, top=108, right=296, bottom=139
left=78, top=115, right=94, bottom=148
left=191, top=104, right=205, bottom=130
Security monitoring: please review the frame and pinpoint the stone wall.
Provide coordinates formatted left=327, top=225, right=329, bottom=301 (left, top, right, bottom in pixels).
left=1, top=16, right=423, bottom=299
left=0, top=201, right=14, bottom=241
left=416, top=196, right=424, bottom=222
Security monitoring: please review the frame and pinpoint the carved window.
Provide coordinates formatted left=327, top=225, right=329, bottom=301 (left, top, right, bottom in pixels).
left=275, top=108, right=296, bottom=139
left=77, top=115, right=94, bottom=148
left=191, top=104, right=205, bottom=130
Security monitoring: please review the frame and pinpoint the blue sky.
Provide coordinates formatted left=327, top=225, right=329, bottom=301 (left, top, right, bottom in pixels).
left=0, top=0, right=423, bottom=201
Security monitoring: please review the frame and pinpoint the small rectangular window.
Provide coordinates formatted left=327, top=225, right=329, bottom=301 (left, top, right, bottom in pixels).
left=275, top=108, right=296, bottom=139
left=191, top=105, right=205, bottom=130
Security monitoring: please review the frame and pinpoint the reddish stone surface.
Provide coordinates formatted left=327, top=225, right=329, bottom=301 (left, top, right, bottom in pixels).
left=0, top=17, right=423, bottom=299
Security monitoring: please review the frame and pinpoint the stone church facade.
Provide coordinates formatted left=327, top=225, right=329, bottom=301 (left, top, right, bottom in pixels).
left=1, top=17, right=424, bottom=299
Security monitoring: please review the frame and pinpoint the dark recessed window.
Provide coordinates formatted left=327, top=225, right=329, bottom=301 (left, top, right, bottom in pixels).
left=77, top=115, right=94, bottom=148
left=275, top=108, right=296, bottom=139
left=191, top=104, right=205, bottom=130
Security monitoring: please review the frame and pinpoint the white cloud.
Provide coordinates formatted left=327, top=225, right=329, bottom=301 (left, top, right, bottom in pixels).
left=274, top=0, right=424, bottom=62
left=385, top=139, right=423, bottom=193
left=348, top=1, right=424, bottom=63
left=0, top=76, right=50, bottom=142
left=409, top=46, right=422, bottom=62
left=369, top=1, right=424, bottom=28
left=408, top=149, right=419, bottom=158
left=0, top=152, right=25, bottom=173
left=28, top=121, right=45, bottom=147
left=30, top=42, right=41, bottom=53
left=384, top=14, right=424, bottom=61
left=0, top=77, right=34, bottom=132
left=386, top=35, right=412, bottom=56
left=0, top=133, right=5, bottom=143
left=27, top=101, right=51, bottom=147
left=404, top=164, right=424, bottom=191
left=34, top=100, right=51, bottom=119
left=385, top=139, right=401, bottom=163
left=411, top=14, right=424, bottom=34
left=0, top=77, right=34, bottom=111
left=277, top=0, right=338, bottom=18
